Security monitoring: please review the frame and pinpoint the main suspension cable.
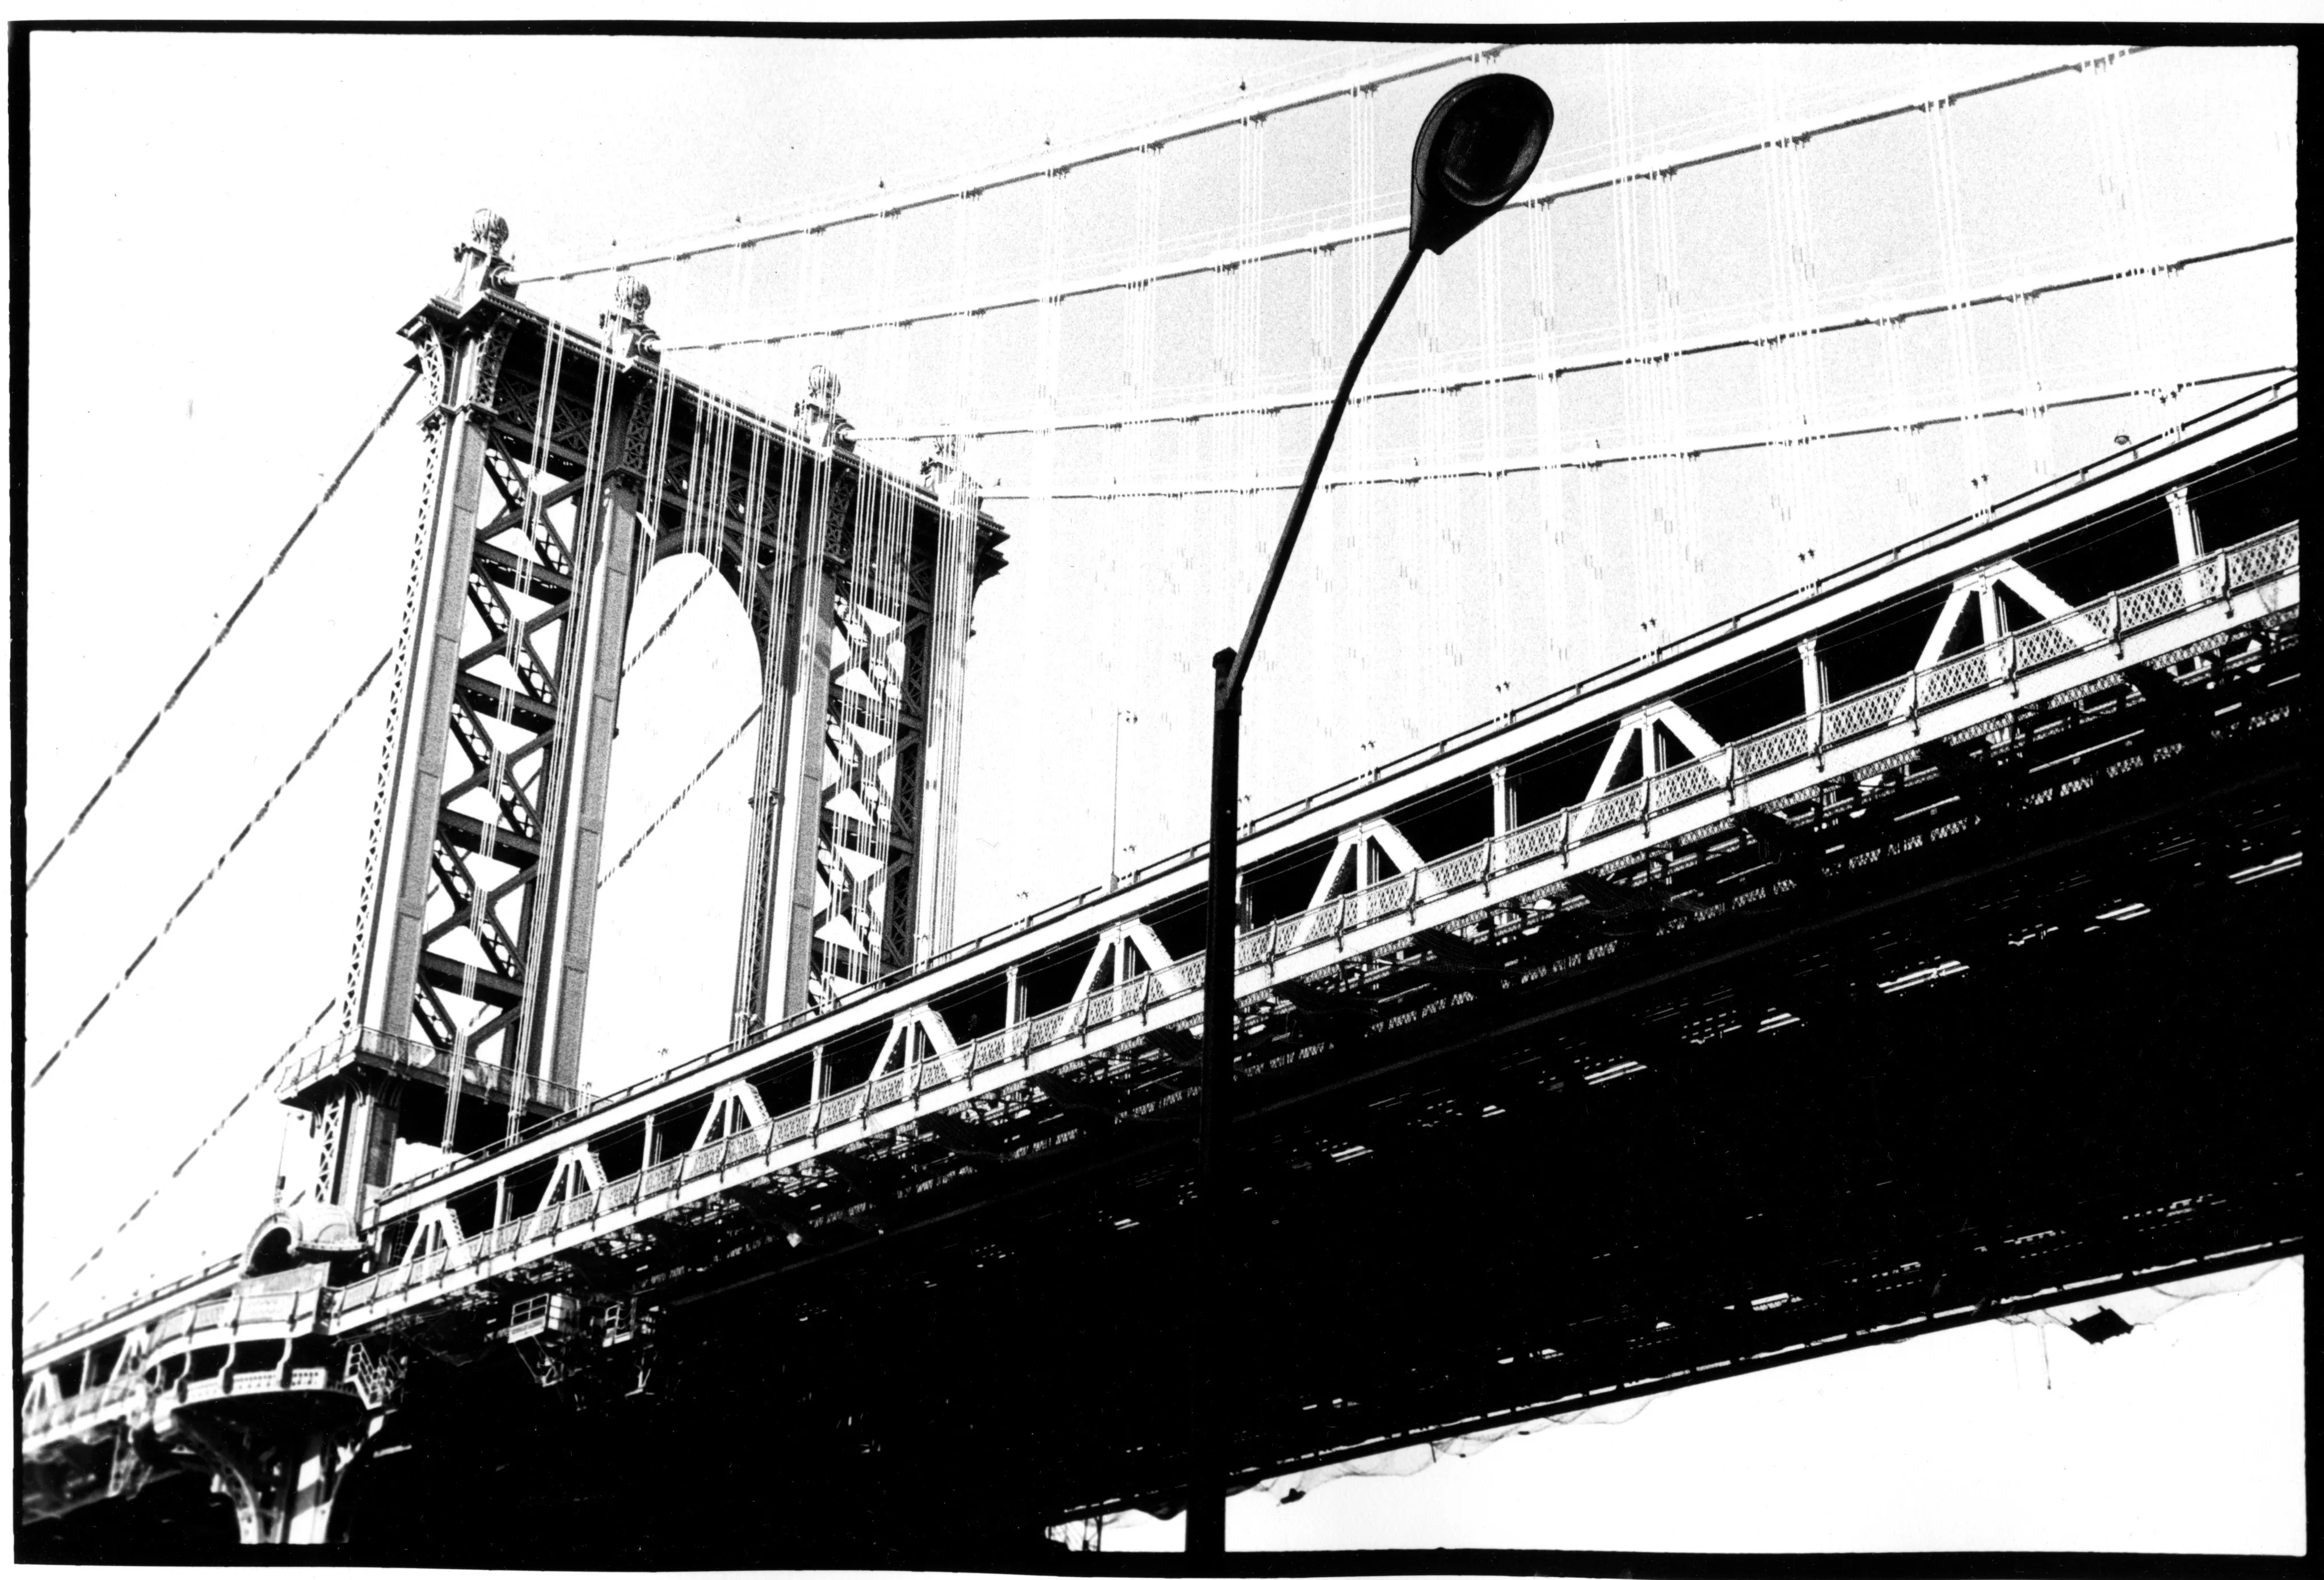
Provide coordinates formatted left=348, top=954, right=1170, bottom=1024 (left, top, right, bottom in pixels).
left=26, top=997, right=339, bottom=1329
left=28, top=370, right=418, bottom=891
left=30, top=647, right=394, bottom=1090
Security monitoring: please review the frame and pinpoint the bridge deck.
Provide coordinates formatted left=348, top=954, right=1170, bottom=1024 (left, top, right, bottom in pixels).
left=20, top=382, right=2304, bottom=1550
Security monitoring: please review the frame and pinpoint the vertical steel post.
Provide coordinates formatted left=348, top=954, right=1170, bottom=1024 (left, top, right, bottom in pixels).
left=761, top=415, right=849, bottom=1022
left=351, top=334, right=495, bottom=1061
left=529, top=457, right=644, bottom=1092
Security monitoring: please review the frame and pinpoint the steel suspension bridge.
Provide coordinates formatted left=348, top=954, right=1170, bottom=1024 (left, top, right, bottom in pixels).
left=17, top=38, right=2302, bottom=1559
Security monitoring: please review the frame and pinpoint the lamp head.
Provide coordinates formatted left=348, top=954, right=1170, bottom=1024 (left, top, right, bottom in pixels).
left=1409, top=73, right=1554, bottom=256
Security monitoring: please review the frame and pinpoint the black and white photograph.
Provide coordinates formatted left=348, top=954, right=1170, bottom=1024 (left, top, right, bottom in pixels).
left=10, top=11, right=2305, bottom=1570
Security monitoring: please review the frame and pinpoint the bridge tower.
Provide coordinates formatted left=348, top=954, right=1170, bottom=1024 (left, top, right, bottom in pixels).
left=283, top=211, right=1007, bottom=1215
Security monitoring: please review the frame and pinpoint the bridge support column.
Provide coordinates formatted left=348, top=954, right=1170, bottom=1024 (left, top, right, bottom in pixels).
left=738, top=507, right=838, bottom=1031
left=2167, top=484, right=2204, bottom=563
left=736, top=373, right=855, bottom=1029
left=527, top=411, right=648, bottom=1092
left=320, top=1071, right=402, bottom=1214
left=911, top=439, right=983, bottom=962
left=174, top=1408, right=382, bottom=1546
left=732, top=545, right=833, bottom=1040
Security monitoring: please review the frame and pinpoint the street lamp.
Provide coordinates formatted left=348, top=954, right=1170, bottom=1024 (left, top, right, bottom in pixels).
left=1187, top=73, right=1552, bottom=1556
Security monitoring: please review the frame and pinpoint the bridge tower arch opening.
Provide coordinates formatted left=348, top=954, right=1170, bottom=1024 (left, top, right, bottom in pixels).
left=583, top=548, right=764, bottom=1092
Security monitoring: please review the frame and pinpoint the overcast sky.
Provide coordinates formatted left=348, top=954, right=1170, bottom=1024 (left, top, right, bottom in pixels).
left=16, top=26, right=2301, bottom=1555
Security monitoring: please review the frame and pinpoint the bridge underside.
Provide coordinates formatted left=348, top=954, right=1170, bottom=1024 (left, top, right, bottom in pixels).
left=26, top=622, right=2305, bottom=1564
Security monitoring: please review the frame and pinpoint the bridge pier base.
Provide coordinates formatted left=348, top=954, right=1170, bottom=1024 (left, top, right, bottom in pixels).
left=174, top=1410, right=384, bottom=1545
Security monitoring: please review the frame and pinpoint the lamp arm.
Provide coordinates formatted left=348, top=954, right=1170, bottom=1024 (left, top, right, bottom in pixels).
left=1220, top=241, right=1424, bottom=705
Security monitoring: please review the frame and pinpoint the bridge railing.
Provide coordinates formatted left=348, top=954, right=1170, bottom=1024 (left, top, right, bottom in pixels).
left=307, top=522, right=2298, bottom=1328
left=273, top=1025, right=593, bottom=1115
left=18, top=1379, right=144, bottom=1446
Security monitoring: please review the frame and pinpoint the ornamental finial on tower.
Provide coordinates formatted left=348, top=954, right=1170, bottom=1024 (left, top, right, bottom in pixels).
left=449, top=207, right=519, bottom=300
left=795, top=365, right=852, bottom=452
left=920, top=432, right=982, bottom=509
left=601, top=272, right=660, bottom=363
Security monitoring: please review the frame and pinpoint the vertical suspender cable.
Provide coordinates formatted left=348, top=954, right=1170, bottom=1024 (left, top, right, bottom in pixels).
left=1347, top=85, right=1380, bottom=744
left=1607, top=47, right=1652, bottom=655
left=1478, top=200, right=1512, bottom=694
left=1921, top=60, right=1990, bottom=522
left=1527, top=199, right=1569, bottom=677
left=1236, top=114, right=1267, bottom=721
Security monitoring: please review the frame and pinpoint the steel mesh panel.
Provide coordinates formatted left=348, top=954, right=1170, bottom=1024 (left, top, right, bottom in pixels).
left=1498, top=816, right=1563, bottom=868
left=1737, top=721, right=1813, bottom=776
left=2116, top=579, right=2188, bottom=630
left=1827, top=681, right=1908, bottom=741
left=2013, top=622, right=2082, bottom=671
left=1575, top=785, right=1645, bottom=841
left=2228, top=525, right=2298, bottom=584
left=1649, top=759, right=1721, bottom=813
left=1920, top=650, right=1994, bottom=708
left=1429, top=847, right=1488, bottom=889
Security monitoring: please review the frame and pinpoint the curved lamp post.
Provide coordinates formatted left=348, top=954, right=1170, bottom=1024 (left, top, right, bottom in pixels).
left=1188, top=73, right=1553, bottom=1555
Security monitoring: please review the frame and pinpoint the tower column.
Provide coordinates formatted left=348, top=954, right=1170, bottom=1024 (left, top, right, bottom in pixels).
left=351, top=322, right=499, bottom=1054
left=743, top=370, right=853, bottom=1027
left=912, top=436, right=983, bottom=962
left=730, top=538, right=828, bottom=1040
left=330, top=212, right=516, bottom=1207
left=527, top=279, right=656, bottom=1093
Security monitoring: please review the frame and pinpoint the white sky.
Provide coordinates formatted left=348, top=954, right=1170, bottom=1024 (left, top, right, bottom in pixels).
left=14, top=24, right=2303, bottom=1556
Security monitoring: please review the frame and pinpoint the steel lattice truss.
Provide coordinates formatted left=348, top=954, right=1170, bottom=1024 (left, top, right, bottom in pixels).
left=416, top=405, right=596, bottom=1078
